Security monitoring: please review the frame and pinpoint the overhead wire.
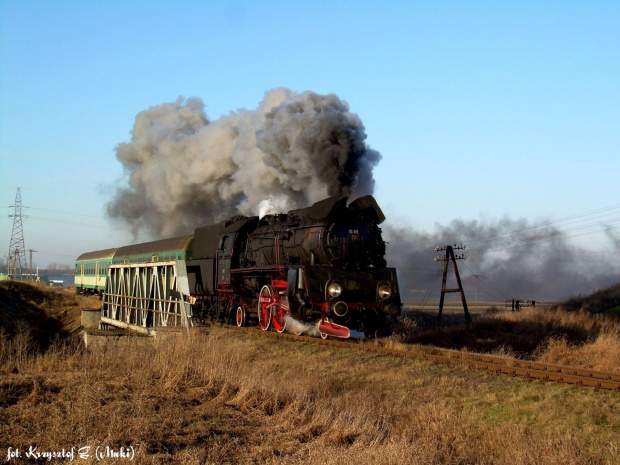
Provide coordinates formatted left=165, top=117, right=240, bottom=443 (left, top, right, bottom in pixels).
left=459, top=256, right=506, bottom=299
left=35, top=250, right=79, bottom=258
left=468, top=222, right=620, bottom=257
left=467, top=203, right=620, bottom=247
left=402, top=204, right=620, bottom=302
left=463, top=209, right=620, bottom=277
left=461, top=259, right=510, bottom=301
left=25, top=216, right=133, bottom=232
left=414, top=266, right=444, bottom=311
left=24, top=206, right=108, bottom=220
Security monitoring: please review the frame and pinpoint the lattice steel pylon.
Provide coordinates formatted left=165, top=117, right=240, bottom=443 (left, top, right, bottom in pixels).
left=7, top=188, right=27, bottom=280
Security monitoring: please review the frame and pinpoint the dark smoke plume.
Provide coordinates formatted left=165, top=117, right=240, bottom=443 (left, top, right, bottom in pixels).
left=107, top=88, right=380, bottom=237
left=385, top=219, right=620, bottom=302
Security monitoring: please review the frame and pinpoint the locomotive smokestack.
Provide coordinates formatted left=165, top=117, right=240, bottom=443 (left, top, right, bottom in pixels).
left=107, top=88, right=380, bottom=238
left=257, top=197, right=289, bottom=220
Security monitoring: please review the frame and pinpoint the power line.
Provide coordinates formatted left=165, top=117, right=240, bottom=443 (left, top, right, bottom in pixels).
left=1, top=205, right=108, bottom=220
left=36, top=250, right=81, bottom=258
left=25, top=206, right=107, bottom=220
left=466, top=256, right=513, bottom=300
left=466, top=219, right=620, bottom=257
left=18, top=187, right=87, bottom=196
left=465, top=206, right=620, bottom=253
left=394, top=268, right=441, bottom=275
left=27, top=215, right=133, bottom=232
left=414, top=267, right=444, bottom=312
left=468, top=203, right=620, bottom=246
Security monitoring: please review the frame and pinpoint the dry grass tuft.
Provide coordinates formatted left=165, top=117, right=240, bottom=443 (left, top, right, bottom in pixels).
left=535, top=326, right=620, bottom=372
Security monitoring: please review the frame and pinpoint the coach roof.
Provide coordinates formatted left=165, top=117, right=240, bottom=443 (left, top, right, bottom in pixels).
left=114, top=235, right=194, bottom=258
left=76, top=248, right=119, bottom=261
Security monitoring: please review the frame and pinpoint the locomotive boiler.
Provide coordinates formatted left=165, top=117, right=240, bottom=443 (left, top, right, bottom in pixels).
left=77, top=195, right=401, bottom=338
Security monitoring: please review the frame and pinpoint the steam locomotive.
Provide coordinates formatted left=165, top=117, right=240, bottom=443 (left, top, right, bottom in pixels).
left=76, top=195, right=401, bottom=338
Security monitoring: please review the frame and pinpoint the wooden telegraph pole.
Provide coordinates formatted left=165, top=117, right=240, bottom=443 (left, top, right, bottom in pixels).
left=435, top=244, right=471, bottom=329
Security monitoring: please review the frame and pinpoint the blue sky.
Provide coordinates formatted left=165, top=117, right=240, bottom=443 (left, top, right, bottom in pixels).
left=1, top=1, right=618, bottom=269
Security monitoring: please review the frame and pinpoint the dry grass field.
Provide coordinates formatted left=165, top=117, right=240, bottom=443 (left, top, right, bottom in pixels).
left=1, top=281, right=619, bottom=464
left=397, top=306, right=620, bottom=372
left=398, top=284, right=620, bottom=373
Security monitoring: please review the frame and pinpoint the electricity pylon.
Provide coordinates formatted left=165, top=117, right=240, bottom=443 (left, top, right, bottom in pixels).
left=7, top=188, right=27, bottom=280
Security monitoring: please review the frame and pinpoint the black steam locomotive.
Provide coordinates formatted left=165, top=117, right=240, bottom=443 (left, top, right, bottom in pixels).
left=193, top=195, right=401, bottom=338
left=77, top=195, right=401, bottom=338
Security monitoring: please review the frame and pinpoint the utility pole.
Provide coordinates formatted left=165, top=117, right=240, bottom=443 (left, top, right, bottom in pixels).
left=28, top=249, right=37, bottom=282
left=434, top=244, right=471, bottom=328
left=7, top=188, right=27, bottom=280
left=470, top=274, right=482, bottom=308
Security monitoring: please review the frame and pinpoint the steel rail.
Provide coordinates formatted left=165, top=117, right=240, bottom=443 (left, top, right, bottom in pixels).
left=215, top=324, right=620, bottom=391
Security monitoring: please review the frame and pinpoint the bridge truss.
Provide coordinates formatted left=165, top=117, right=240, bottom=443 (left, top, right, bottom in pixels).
left=101, top=260, right=193, bottom=334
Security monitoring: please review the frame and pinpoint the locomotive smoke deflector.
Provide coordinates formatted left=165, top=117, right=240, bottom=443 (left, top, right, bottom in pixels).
left=349, top=195, right=386, bottom=224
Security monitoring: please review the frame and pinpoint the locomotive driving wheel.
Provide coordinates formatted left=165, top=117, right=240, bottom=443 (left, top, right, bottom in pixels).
left=272, top=297, right=288, bottom=334
left=236, top=306, right=247, bottom=327
left=258, top=285, right=274, bottom=331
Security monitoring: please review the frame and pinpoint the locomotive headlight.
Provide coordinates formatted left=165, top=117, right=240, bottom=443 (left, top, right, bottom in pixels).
left=328, top=282, right=342, bottom=298
left=378, top=285, right=392, bottom=300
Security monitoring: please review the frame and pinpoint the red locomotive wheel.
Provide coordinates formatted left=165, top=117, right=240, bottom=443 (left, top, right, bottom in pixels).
left=272, top=302, right=288, bottom=334
left=258, top=285, right=274, bottom=331
left=236, top=306, right=246, bottom=327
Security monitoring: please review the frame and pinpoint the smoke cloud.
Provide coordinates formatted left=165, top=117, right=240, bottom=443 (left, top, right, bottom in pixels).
left=284, top=316, right=320, bottom=337
left=385, top=219, right=620, bottom=302
left=107, top=88, right=380, bottom=237
left=105, top=88, right=619, bottom=302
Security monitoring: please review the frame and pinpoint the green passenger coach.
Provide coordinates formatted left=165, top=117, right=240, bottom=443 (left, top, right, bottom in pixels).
left=75, top=236, right=195, bottom=296
left=75, top=248, right=118, bottom=295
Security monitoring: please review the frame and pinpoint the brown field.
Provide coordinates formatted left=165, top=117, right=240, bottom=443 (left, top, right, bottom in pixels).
left=1, top=281, right=619, bottom=464
left=398, top=305, right=620, bottom=372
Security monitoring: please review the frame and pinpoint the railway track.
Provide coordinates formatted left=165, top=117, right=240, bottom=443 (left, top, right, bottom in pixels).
left=218, top=323, right=620, bottom=391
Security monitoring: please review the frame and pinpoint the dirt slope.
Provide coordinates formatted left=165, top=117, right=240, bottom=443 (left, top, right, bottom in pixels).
left=0, top=280, right=100, bottom=349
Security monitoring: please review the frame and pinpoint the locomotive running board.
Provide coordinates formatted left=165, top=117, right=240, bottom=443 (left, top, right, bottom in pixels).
left=317, top=320, right=364, bottom=339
